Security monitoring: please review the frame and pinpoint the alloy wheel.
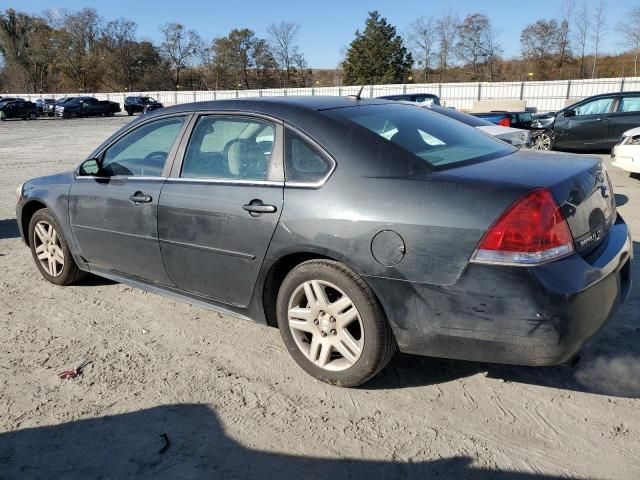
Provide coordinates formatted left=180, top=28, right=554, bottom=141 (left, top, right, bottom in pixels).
left=33, top=221, right=64, bottom=277
left=532, top=133, right=552, bottom=150
left=287, top=279, right=364, bottom=371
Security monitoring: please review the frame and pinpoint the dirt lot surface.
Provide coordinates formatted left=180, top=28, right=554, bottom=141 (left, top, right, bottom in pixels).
left=1, top=115, right=639, bottom=479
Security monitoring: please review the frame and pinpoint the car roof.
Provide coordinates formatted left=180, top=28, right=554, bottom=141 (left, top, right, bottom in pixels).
left=158, top=96, right=393, bottom=116
left=151, top=96, right=395, bottom=124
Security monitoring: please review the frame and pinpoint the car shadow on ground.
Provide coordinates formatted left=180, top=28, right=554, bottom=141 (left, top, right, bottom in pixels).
left=615, top=193, right=629, bottom=206
left=368, top=241, right=640, bottom=399
left=0, top=218, right=20, bottom=240
left=0, top=404, right=574, bottom=480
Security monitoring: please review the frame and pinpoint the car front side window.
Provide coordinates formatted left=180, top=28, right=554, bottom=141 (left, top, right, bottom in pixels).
left=573, top=98, right=614, bottom=116
left=181, top=116, right=275, bottom=181
left=101, top=116, right=187, bottom=177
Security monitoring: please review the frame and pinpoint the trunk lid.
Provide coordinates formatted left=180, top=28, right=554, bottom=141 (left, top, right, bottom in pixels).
left=435, top=150, right=616, bottom=257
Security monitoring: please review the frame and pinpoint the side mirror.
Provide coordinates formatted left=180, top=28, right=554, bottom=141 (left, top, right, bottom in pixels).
left=563, top=109, right=576, bottom=117
left=78, top=158, right=101, bottom=176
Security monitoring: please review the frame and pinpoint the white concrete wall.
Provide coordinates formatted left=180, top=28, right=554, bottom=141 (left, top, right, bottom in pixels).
left=5, top=76, right=638, bottom=113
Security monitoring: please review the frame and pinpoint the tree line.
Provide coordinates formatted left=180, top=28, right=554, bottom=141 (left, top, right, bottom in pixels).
left=1, top=3, right=639, bottom=94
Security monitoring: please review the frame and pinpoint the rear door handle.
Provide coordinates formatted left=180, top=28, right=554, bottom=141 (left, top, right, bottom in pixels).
left=243, top=200, right=277, bottom=216
left=129, top=192, right=153, bottom=204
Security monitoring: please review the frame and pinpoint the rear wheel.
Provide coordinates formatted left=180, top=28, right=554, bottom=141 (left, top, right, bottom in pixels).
left=28, top=209, right=85, bottom=286
left=276, top=260, right=396, bottom=387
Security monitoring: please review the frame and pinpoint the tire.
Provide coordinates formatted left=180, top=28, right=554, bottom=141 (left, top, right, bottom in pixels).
left=28, top=112, right=37, bottom=120
left=127, top=110, right=133, bottom=116
left=276, top=260, right=396, bottom=387
left=28, top=208, right=85, bottom=286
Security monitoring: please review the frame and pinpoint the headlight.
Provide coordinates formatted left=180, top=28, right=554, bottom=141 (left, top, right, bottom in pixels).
left=16, top=182, right=24, bottom=203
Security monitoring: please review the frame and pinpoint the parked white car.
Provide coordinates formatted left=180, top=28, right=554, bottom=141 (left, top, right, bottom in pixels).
left=612, top=126, right=640, bottom=174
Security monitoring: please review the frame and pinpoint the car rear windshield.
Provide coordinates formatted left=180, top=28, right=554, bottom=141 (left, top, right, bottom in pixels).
left=328, top=104, right=515, bottom=169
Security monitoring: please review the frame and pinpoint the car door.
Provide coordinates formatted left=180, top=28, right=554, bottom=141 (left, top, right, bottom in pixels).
left=69, top=114, right=190, bottom=284
left=5, top=102, right=18, bottom=118
left=607, top=94, right=640, bottom=146
left=158, top=113, right=284, bottom=307
left=81, top=98, right=100, bottom=116
left=553, top=96, right=615, bottom=149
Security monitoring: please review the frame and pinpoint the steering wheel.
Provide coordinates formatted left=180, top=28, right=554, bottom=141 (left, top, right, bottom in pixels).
left=141, top=151, right=168, bottom=176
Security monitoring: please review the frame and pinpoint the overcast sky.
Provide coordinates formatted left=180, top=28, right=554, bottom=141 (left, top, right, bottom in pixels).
left=9, top=0, right=637, bottom=68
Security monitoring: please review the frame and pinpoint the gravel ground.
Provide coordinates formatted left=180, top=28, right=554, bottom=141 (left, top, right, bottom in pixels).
left=0, top=115, right=639, bottom=479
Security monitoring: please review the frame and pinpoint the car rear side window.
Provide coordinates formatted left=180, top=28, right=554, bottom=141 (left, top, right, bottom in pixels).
left=101, top=116, right=187, bottom=177
left=285, top=130, right=333, bottom=184
left=181, top=116, right=275, bottom=181
left=617, top=96, right=640, bottom=113
left=328, top=104, right=514, bottom=169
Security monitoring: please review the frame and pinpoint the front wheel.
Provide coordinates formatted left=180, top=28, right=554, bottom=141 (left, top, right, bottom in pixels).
left=531, top=131, right=553, bottom=150
left=29, top=208, right=85, bottom=286
left=276, top=260, right=396, bottom=387
left=28, top=112, right=37, bottom=120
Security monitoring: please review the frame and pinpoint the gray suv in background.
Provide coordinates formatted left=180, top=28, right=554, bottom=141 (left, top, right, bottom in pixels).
left=539, top=92, right=640, bottom=151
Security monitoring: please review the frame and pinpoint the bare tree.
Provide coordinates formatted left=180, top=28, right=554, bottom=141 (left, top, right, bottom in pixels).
left=435, top=12, right=459, bottom=81
left=455, top=13, right=502, bottom=81
left=573, top=1, right=590, bottom=78
left=103, top=18, right=138, bottom=90
left=556, top=0, right=575, bottom=76
left=54, top=8, right=104, bottom=92
left=267, top=21, right=301, bottom=87
left=159, top=22, right=200, bottom=89
left=618, top=6, right=640, bottom=76
left=591, top=0, right=607, bottom=78
left=409, top=16, right=436, bottom=82
left=521, top=19, right=568, bottom=80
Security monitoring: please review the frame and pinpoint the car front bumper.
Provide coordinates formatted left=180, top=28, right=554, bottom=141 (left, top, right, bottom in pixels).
left=612, top=144, right=640, bottom=173
left=364, top=216, right=632, bottom=366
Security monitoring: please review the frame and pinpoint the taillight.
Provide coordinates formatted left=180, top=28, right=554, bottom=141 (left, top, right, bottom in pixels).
left=498, top=117, right=511, bottom=127
left=471, top=188, right=574, bottom=266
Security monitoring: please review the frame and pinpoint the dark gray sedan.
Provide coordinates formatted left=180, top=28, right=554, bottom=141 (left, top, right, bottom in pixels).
left=16, top=97, right=632, bottom=387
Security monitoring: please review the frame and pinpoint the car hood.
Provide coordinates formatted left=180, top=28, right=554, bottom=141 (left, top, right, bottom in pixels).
left=476, top=125, right=529, bottom=145
left=622, top=126, right=640, bottom=137
left=476, top=125, right=525, bottom=136
left=24, top=171, right=75, bottom=189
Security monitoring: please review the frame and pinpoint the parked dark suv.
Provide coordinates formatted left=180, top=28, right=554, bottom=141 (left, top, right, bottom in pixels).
left=0, top=100, right=38, bottom=120
left=542, top=92, right=640, bottom=151
left=124, top=96, right=164, bottom=116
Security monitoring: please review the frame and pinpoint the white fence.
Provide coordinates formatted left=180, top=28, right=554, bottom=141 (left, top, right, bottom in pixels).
left=6, top=76, right=640, bottom=112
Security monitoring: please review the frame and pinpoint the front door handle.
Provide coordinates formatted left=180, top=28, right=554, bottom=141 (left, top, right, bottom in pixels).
left=129, top=192, right=152, bottom=204
left=242, top=200, right=277, bottom=216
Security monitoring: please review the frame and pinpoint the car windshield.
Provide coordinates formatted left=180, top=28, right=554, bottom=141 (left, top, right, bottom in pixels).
left=329, top=104, right=515, bottom=169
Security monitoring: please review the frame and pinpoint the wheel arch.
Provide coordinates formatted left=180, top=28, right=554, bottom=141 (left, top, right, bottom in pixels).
left=20, top=199, right=48, bottom=246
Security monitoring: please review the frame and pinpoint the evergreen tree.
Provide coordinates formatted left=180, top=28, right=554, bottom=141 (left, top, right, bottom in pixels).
left=343, top=11, right=413, bottom=85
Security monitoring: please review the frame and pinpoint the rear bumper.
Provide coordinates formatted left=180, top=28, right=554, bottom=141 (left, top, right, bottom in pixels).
left=365, top=216, right=632, bottom=366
